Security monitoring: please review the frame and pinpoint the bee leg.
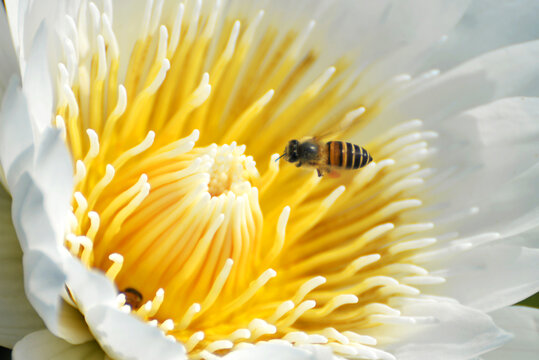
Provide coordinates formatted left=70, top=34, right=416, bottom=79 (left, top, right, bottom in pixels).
left=296, top=162, right=302, bottom=167
left=317, top=169, right=322, bottom=177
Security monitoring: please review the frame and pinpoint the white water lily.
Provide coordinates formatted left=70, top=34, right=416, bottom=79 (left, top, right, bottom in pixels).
left=0, top=0, right=538, bottom=359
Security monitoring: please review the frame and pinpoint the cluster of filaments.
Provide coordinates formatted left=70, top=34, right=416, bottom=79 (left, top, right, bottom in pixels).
left=52, top=0, right=448, bottom=359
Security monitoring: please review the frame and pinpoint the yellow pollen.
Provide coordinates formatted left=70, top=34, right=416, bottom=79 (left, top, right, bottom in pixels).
left=54, top=1, right=450, bottom=358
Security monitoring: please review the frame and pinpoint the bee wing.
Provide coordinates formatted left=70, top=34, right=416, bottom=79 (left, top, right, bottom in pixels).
left=311, top=131, right=334, bottom=142
left=314, top=106, right=367, bottom=141
left=312, top=129, right=348, bottom=144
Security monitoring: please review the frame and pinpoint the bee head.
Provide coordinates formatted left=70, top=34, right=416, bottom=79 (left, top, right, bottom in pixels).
left=283, top=139, right=300, bottom=163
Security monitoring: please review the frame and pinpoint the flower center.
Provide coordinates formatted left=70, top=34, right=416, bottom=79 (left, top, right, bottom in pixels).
left=205, top=143, right=259, bottom=196
left=95, top=138, right=265, bottom=322
left=54, top=1, right=444, bottom=358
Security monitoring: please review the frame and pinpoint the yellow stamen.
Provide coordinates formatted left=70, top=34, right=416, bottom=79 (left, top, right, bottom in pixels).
left=105, top=253, right=123, bottom=280
left=57, top=1, right=450, bottom=357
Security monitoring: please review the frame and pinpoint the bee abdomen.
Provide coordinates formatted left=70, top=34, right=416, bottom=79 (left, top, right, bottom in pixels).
left=327, top=141, right=372, bottom=169
left=352, top=143, right=373, bottom=169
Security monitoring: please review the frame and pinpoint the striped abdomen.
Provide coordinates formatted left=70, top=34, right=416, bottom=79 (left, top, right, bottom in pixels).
left=327, top=141, right=372, bottom=169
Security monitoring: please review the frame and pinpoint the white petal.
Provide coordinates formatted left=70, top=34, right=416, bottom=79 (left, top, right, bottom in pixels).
left=419, top=0, right=539, bottom=72
left=8, top=124, right=72, bottom=254
left=3, top=0, right=25, bottom=57
left=369, top=40, right=539, bottom=138
left=32, top=127, right=73, bottom=246
left=5, top=0, right=80, bottom=70
left=297, top=344, right=335, bottom=360
left=9, top=169, right=88, bottom=344
left=414, top=97, right=539, bottom=237
left=423, top=244, right=539, bottom=313
left=374, top=301, right=511, bottom=360
left=0, top=5, right=19, bottom=98
left=63, top=253, right=186, bottom=359
left=12, top=329, right=104, bottom=360
left=483, top=306, right=539, bottom=360
left=11, top=168, right=90, bottom=344
left=456, top=162, right=539, bottom=240
left=56, top=300, right=94, bottom=344
left=440, top=162, right=539, bottom=241
left=23, top=251, right=92, bottom=345
left=503, top=224, right=539, bottom=249
left=342, top=0, right=469, bottom=87
left=22, top=21, right=52, bottom=135
left=0, top=77, right=34, bottom=191
left=223, top=342, right=330, bottom=360
left=22, top=249, right=68, bottom=338
left=85, top=305, right=187, bottom=360
left=0, top=48, right=81, bottom=345
left=63, top=250, right=119, bottom=313
left=0, top=5, right=20, bottom=189
left=310, top=0, right=469, bottom=64
left=12, top=172, right=64, bottom=254
left=0, top=184, right=44, bottom=347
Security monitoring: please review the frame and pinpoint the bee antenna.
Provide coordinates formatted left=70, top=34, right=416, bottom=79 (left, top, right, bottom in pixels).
left=276, top=153, right=286, bottom=162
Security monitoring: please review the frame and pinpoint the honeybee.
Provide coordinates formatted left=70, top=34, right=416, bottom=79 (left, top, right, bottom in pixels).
left=122, top=287, right=143, bottom=309
left=277, top=138, right=372, bottom=177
